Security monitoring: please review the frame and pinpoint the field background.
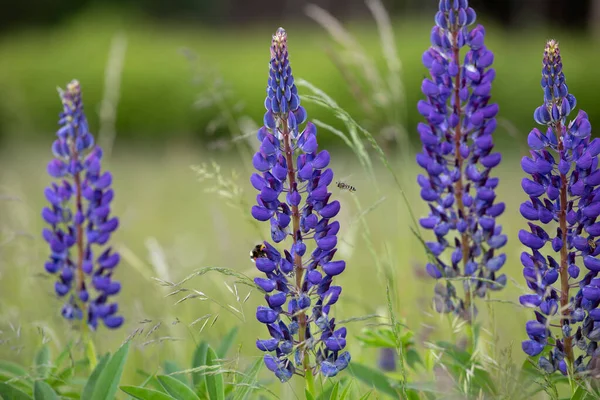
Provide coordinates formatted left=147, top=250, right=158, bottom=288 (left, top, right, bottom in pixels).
left=1, top=0, right=599, bottom=397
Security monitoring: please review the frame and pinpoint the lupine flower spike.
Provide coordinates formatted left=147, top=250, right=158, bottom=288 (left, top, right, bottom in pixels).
left=417, top=0, right=507, bottom=320
left=250, top=28, right=350, bottom=383
left=43, top=80, right=123, bottom=330
left=520, top=40, right=599, bottom=375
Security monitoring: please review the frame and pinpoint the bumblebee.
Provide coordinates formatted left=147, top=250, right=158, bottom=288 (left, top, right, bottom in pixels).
left=250, top=244, right=268, bottom=262
left=336, top=181, right=356, bottom=192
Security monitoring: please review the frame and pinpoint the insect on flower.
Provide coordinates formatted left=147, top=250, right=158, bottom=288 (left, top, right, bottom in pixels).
left=249, top=243, right=268, bottom=262
left=336, top=181, right=356, bottom=192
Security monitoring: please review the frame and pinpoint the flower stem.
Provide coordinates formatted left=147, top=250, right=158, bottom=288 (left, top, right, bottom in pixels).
left=557, top=120, right=574, bottom=365
left=304, top=365, right=316, bottom=398
left=450, top=28, right=472, bottom=320
left=281, top=119, right=312, bottom=382
left=70, top=140, right=87, bottom=322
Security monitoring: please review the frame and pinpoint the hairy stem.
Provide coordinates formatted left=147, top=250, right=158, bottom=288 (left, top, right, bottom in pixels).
left=557, top=120, right=574, bottom=365
left=71, top=142, right=85, bottom=297
left=281, top=119, right=312, bottom=381
left=451, top=28, right=472, bottom=318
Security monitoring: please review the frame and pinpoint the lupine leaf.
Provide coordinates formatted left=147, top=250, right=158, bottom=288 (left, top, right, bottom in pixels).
left=81, top=353, right=111, bottom=400
left=231, top=359, right=262, bottom=400
left=347, top=363, right=397, bottom=397
left=85, top=339, right=99, bottom=371
left=90, top=342, right=130, bottom=400
left=120, top=386, right=176, bottom=400
left=338, top=381, right=354, bottom=400
left=33, top=381, right=58, bottom=400
left=0, top=361, right=29, bottom=379
left=357, top=390, right=372, bottom=400
left=191, top=341, right=209, bottom=389
left=0, top=360, right=32, bottom=393
left=305, top=389, right=316, bottom=400
left=157, top=375, right=200, bottom=400
left=328, top=382, right=340, bottom=400
left=204, top=347, right=224, bottom=400
left=217, top=327, right=238, bottom=358
left=570, top=386, right=589, bottom=400
left=163, top=361, right=188, bottom=387
left=0, top=382, right=33, bottom=400
left=34, top=345, right=51, bottom=379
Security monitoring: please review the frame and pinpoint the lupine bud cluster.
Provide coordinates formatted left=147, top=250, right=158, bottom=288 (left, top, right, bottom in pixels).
left=520, top=40, right=599, bottom=375
left=417, top=0, right=507, bottom=319
left=42, top=80, right=123, bottom=330
left=250, top=28, right=350, bottom=382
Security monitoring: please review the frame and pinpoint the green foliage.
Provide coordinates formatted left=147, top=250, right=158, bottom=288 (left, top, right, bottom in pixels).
left=157, top=375, right=200, bottom=400
left=0, top=382, right=33, bottom=400
left=90, top=342, right=130, bottom=400
left=121, top=385, right=177, bottom=400
left=33, top=381, right=58, bottom=400
left=204, top=347, right=224, bottom=400
left=82, top=353, right=111, bottom=399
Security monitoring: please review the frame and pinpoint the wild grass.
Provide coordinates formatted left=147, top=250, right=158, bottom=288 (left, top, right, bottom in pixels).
left=0, top=142, right=543, bottom=397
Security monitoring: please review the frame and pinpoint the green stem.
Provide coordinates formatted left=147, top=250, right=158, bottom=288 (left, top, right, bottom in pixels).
left=304, top=365, right=316, bottom=399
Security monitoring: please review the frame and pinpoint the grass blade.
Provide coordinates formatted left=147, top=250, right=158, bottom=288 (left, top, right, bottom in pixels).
left=232, top=359, right=262, bottom=400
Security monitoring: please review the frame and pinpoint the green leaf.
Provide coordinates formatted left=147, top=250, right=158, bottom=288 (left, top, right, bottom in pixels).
left=0, top=382, right=33, bottom=400
left=85, top=339, right=99, bottom=371
left=82, top=353, right=111, bottom=400
left=328, top=382, right=340, bottom=400
left=305, top=389, right=316, bottom=400
left=204, top=347, right=224, bottom=400
left=34, top=345, right=51, bottom=379
left=232, top=359, right=262, bottom=400
left=163, top=361, right=188, bottom=387
left=90, top=342, right=130, bottom=400
left=191, top=342, right=209, bottom=389
left=33, top=381, right=58, bottom=400
left=157, top=375, right=200, bottom=400
left=0, top=361, right=29, bottom=379
left=0, top=360, right=32, bottom=393
left=217, top=327, right=238, bottom=358
left=120, top=386, right=176, bottom=400
left=357, top=390, right=372, bottom=400
left=571, top=385, right=589, bottom=400
left=347, top=363, right=397, bottom=398
left=338, top=381, right=353, bottom=400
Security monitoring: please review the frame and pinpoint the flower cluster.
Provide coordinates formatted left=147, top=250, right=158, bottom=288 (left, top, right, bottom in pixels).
left=42, top=80, right=123, bottom=330
left=520, top=40, right=599, bottom=375
left=417, top=0, right=507, bottom=319
left=250, top=27, right=350, bottom=382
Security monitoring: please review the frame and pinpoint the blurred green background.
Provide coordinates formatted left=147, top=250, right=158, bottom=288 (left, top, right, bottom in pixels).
left=1, top=0, right=600, bottom=397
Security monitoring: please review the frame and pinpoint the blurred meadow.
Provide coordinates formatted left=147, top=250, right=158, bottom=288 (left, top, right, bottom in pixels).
left=1, top=0, right=600, bottom=398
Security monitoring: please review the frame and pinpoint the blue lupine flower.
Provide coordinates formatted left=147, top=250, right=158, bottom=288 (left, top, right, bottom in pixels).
left=417, top=0, right=506, bottom=319
left=251, top=27, right=350, bottom=382
left=43, top=80, right=123, bottom=330
left=520, top=40, right=599, bottom=375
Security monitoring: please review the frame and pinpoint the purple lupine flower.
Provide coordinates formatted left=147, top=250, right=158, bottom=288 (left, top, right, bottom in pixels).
left=520, top=40, right=599, bottom=375
left=43, top=80, right=123, bottom=330
left=250, top=27, right=350, bottom=382
left=417, top=0, right=506, bottom=319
